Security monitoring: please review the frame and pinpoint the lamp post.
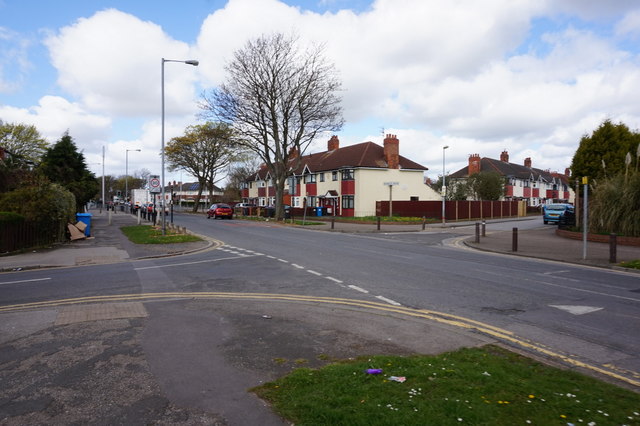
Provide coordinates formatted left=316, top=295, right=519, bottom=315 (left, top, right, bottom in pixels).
left=125, top=148, right=141, bottom=203
left=442, top=145, right=449, bottom=225
left=161, top=57, right=198, bottom=234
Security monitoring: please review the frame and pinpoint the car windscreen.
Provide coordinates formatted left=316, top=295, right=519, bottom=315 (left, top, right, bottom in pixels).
left=547, top=205, right=568, bottom=210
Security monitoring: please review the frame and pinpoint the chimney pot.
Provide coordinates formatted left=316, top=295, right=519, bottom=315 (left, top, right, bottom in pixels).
left=383, top=134, right=400, bottom=169
left=468, top=154, right=481, bottom=175
left=524, top=157, right=532, bottom=168
left=328, top=135, right=340, bottom=151
left=500, top=150, right=509, bottom=162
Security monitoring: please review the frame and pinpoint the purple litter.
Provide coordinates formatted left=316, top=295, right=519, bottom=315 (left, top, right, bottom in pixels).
left=366, top=368, right=383, bottom=374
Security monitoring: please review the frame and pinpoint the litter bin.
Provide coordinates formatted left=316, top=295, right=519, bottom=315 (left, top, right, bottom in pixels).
left=76, top=213, right=93, bottom=236
left=316, top=207, right=323, bottom=217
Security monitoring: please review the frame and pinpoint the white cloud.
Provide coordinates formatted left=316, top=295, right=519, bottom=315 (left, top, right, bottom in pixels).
left=0, top=95, right=111, bottom=149
left=0, top=26, right=31, bottom=93
left=44, top=8, right=199, bottom=118
left=616, top=9, right=640, bottom=38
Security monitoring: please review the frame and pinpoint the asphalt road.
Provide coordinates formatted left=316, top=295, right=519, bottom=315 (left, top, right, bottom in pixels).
left=1, top=212, right=638, bottom=424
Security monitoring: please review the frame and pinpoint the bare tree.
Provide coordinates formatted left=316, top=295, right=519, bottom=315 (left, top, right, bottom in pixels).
left=165, top=122, right=241, bottom=212
left=200, top=33, right=343, bottom=219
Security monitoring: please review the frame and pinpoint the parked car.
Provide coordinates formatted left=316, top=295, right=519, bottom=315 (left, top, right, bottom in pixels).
left=207, top=203, right=233, bottom=219
left=543, top=203, right=574, bottom=224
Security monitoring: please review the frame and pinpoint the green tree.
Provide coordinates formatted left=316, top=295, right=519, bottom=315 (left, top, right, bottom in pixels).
left=39, top=132, right=99, bottom=212
left=0, top=121, right=48, bottom=192
left=0, top=120, right=49, bottom=164
left=200, top=33, right=343, bottom=220
left=571, top=120, right=640, bottom=182
left=165, top=122, right=242, bottom=212
left=466, top=171, right=505, bottom=201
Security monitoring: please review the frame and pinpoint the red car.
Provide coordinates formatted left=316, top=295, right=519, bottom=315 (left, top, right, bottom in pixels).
left=207, top=203, right=233, bottom=219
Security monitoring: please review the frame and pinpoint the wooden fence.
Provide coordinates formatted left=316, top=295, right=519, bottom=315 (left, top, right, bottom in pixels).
left=0, top=219, right=66, bottom=253
left=376, top=200, right=526, bottom=220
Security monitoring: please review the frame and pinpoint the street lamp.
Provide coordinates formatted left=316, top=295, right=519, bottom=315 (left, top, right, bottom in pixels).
left=125, top=148, right=141, bottom=203
left=161, top=57, right=198, bottom=234
left=442, top=145, right=449, bottom=225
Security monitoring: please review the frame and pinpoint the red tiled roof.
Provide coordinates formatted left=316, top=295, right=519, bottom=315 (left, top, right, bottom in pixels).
left=251, top=141, right=427, bottom=179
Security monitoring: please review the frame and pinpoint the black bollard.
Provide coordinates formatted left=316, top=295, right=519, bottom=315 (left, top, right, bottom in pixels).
left=512, top=227, right=518, bottom=252
left=377, top=216, right=381, bottom=231
left=475, top=222, right=480, bottom=243
left=609, top=233, right=617, bottom=263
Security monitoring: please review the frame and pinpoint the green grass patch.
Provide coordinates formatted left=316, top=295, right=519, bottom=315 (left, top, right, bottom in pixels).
left=292, top=220, right=324, bottom=226
left=252, top=345, right=640, bottom=425
left=120, top=225, right=202, bottom=244
left=619, top=259, right=640, bottom=269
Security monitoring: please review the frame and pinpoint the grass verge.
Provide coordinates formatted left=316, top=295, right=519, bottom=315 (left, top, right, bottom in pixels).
left=252, top=345, right=640, bottom=425
left=620, top=259, right=640, bottom=270
left=120, top=225, right=202, bottom=244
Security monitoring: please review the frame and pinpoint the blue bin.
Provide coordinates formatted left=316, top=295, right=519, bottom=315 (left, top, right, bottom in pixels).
left=76, top=213, right=92, bottom=236
left=316, top=207, right=323, bottom=217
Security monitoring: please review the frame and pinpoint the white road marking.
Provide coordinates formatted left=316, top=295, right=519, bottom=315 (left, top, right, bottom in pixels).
left=348, top=285, right=369, bottom=294
left=277, top=258, right=289, bottom=263
left=266, top=255, right=276, bottom=259
left=325, top=276, right=342, bottom=283
left=291, top=264, right=305, bottom=269
left=307, top=269, right=322, bottom=276
left=549, top=305, right=604, bottom=315
left=0, top=277, right=52, bottom=286
left=135, top=256, right=249, bottom=270
left=375, top=295, right=402, bottom=306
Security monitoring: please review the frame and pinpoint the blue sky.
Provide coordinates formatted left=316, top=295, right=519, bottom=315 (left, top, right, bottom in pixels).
left=1, top=0, right=639, bottom=184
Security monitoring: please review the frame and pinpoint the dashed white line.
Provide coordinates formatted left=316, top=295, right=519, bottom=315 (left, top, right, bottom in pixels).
left=291, top=264, right=305, bottom=269
left=348, top=285, right=369, bottom=294
left=0, top=277, right=52, bottom=286
left=277, top=258, right=289, bottom=263
left=266, top=255, right=276, bottom=259
left=375, top=295, right=402, bottom=306
left=325, top=276, right=343, bottom=283
left=306, top=269, right=322, bottom=276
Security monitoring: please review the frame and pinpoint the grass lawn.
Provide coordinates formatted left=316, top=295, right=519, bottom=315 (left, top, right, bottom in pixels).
left=620, top=259, right=640, bottom=270
left=253, top=345, right=640, bottom=425
left=120, top=225, right=202, bottom=244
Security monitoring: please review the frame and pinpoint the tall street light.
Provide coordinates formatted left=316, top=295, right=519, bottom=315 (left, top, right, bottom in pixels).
left=125, top=148, right=141, bottom=203
left=161, top=57, right=198, bottom=234
left=442, top=145, right=449, bottom=225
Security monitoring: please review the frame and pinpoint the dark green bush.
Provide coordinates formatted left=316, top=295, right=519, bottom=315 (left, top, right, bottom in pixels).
left=0, top=211, right=25, bottom=224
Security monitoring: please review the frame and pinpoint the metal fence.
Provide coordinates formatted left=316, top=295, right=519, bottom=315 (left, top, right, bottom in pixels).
left=0, top=219, right=67, bottom=253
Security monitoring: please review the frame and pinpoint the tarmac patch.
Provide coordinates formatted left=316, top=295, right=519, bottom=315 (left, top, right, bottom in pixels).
left=55, top=302, right=148, bottom=325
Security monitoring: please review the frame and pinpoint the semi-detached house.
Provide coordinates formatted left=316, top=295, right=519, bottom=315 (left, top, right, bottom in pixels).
left=242, top=134, right=440, bottom=217
left=449, top=151, right=575, bottom=206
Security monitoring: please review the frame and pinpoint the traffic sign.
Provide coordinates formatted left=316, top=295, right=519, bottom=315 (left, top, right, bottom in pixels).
left=149, top=175, right=161, bottom=193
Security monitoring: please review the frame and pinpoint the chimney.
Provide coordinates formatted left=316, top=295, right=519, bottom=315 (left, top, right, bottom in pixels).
left=383, top=134, right=400, bottom=169
left=565, top=168, right=571, bottom=177
left=524, top=157, right=532, bottom=168
left=500, top=150, right=509, bottom=162
left=328, top=135, right=340, bottom=151
left=468, top=154, right=481, bottom=175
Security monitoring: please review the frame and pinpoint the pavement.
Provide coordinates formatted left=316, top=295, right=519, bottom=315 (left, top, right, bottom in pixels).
left=1, top=210, right=639, bottom=424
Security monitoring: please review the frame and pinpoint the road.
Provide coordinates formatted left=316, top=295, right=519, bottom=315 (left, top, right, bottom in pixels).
left=1, top=212, right=639, bottom=388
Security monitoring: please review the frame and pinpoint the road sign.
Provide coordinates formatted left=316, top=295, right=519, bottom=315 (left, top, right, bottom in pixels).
left=149, top=175, right=161, bottom=193
left=383, top=181, right=399, bottom=186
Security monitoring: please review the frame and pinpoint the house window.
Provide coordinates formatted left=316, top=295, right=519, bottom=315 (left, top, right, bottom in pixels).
left=303, top=173, right=316, bottom=184
left=249, top=182, right=253, bottom=189
left=341, top=169, right=354, bottom=180
left=259, top=181, right=266, bottom=188
left=332, top=171, right=338, bottom=181
left=319, top=173, right=325, bottom=182
left=342, top=195, right=354, bottom=209
left=306, top=196, right=316, bottom=207
left=410, top=196, right=419, bottom=201
left=259, top=197, right=266, bottom=206
left=292, top=197, right=301, bottom=207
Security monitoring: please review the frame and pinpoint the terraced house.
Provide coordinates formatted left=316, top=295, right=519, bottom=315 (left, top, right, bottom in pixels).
left=449, top=151, right=575, bottom=206
left=242, top=135, right=440, bottom=217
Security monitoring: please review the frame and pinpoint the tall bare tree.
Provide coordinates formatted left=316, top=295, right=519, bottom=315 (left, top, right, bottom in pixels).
left=200, top=33, right=343, bottom=219
left=165, top=122, right=240, bottom=212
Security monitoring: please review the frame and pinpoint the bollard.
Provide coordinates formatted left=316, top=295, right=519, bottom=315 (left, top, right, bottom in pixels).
left=422, top=216, right=426, bottom=231
left=331, top=218, right=335, bottom=230
left=137, top=208, right=141, bottom=225
left=475, top=222, right=480, bottom=243
left=377, top=216, right=381, bottom=231
left=512, top=227, right=518, bottom=252
left=482, top=220, right=486, bottom=237
left=609, top=233, right=617, bottom=263
left=108, top=210, right=112, bottom=226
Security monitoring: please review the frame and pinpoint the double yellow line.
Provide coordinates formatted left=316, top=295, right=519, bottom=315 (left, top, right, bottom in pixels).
left=1, top=292, right=638, bottom=387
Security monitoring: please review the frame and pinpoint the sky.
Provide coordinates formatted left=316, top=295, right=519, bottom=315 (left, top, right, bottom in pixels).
left=1, top=0, right=640, bottom=186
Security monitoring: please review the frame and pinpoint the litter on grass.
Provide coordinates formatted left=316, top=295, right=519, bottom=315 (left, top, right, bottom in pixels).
left=365, top=369, right=383, bottom=374
left=388, top=376, right=406, bottom=383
